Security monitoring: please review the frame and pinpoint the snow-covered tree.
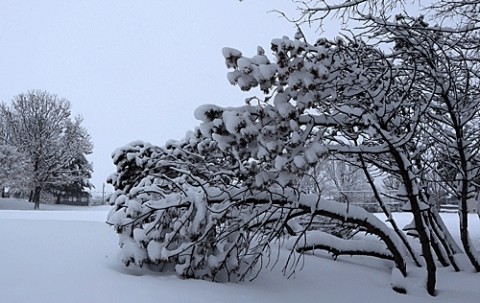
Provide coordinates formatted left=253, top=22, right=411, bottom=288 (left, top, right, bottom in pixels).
left=223, top=31, right=438, bottom=292
left=284, top=0, right=480, bottom=294
left=107, top=39, right=414, bottom=287
left=1, top=90, right=93, bottom=209
left=415, top=33, right=480, bottom=272
left=107, top=0, right=480, bottom=295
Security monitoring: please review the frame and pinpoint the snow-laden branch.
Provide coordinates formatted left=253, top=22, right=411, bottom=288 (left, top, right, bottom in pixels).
left=286, top=230, right=395, bottom=261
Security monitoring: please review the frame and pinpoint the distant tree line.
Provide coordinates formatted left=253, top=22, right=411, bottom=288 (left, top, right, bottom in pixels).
left=0, top=90, right=93, bottom=209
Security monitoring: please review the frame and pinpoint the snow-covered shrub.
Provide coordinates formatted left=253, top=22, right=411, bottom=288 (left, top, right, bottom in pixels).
left=106, top=137, right=290, bottom=281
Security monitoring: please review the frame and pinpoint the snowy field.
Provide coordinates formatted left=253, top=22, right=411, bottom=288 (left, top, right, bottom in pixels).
left=0, top=198, right=479, bottom=303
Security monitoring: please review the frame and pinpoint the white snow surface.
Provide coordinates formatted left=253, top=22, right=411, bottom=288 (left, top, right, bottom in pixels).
left=1, top=198, right=480, bottom=303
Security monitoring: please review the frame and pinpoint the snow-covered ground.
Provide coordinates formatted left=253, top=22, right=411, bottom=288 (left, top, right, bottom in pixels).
left=0, top=198, right=479, bottom=303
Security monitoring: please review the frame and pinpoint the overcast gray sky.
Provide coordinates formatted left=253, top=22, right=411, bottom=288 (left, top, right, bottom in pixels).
left=0, top=1, right=339, bottom=192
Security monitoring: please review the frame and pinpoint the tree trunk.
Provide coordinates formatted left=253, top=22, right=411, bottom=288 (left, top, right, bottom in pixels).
left=388, top=145, right=437, bottom=295
left=459, top=177, right=480, bottom=271
left=426, top=216, right=450, bottom=267
left=33, top=187, right=41, bottom=210
left=411, top=206, right=437, bottom=295
left=427, top=211, right=460, bottom=272
left=358, top=154, right=422, bottom=267
left=430, top=207, right=463, bottom=254
left=459, top=206, right=480, bottom=271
